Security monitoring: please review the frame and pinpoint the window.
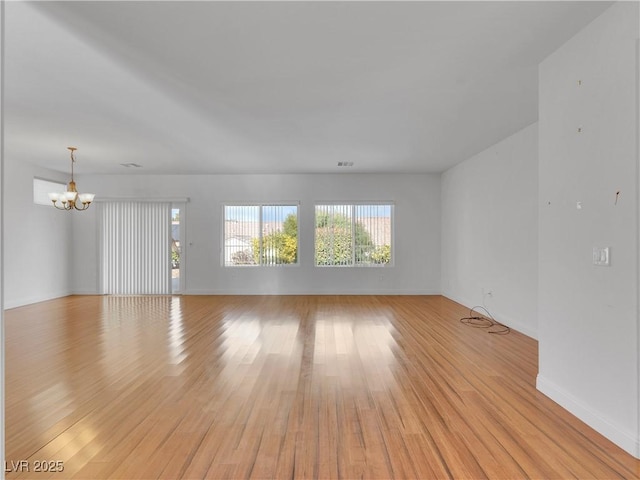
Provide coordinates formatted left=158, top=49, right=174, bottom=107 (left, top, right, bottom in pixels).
left=33, top=178, right=65, bottom=206
left=224, top=204, right=298, bottom=266
left=315, top=203, right=393, bottom=266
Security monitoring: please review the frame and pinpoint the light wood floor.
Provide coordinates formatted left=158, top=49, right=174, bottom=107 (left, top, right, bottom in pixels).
left=4, top=295, right=639, bottom=479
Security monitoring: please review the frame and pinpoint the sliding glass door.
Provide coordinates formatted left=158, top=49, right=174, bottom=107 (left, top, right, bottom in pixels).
left=171, top=206, right=184, bottom=294
left=100, top=201, right=172, bottom=295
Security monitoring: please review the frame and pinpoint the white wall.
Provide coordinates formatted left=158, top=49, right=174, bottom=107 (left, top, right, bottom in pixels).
left=537, top=2, right=639, bottom=457
left=1, top=0, right=6, bottom=468
left=441, top=123, right=538, bottom=338
left=3, top=157, right=73, bottom=309
left=72, top=173, right=441, bottom=295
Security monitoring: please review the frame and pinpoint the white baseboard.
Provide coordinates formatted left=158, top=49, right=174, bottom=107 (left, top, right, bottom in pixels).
left=71, top=289, right=101, bottom=296
left=4, top=291, right=72, bottom=310
left=9, top=290, right=441, bottom=298
left=442, top=291, right=538, bottom=339
left=184, top=289, right=441, bottom=296
left=537, top=374, right=640, bottom=459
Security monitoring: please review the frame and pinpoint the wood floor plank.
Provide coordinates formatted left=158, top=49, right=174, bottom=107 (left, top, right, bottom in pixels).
left=4, top=295, right=640, bottom=479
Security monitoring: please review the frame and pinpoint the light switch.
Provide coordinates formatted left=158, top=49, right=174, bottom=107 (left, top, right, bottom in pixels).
left=593, top=247, right=610, bottom=266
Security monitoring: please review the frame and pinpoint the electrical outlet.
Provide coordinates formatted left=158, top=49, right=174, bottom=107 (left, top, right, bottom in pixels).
left=593, top=247, right=610, bottom=266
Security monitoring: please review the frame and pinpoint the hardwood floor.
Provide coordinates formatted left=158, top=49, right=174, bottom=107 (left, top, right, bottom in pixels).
left=4, top=295, right=639, bottom=479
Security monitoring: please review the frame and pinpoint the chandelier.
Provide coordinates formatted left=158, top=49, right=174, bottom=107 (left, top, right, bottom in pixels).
left=48, top=147, right=95, bottom=211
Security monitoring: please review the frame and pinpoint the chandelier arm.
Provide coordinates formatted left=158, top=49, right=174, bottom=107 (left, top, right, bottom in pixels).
left=52, top=201, right=72, bottom=211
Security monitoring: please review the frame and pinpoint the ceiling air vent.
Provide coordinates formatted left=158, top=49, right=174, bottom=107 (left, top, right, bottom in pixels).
left=120, top=163, right=142, bottom=168
left=337, top=161, right=354, bottom=167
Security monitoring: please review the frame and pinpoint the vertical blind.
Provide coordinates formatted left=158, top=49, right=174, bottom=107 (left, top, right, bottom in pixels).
left=101, top=202, right=172, bottom=294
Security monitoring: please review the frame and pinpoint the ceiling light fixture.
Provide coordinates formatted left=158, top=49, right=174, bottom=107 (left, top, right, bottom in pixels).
left=48, top=147, right=95, bottom=211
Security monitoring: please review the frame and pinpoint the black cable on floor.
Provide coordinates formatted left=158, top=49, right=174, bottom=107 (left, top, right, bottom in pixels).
left=460, top=305, right=510, bottom=335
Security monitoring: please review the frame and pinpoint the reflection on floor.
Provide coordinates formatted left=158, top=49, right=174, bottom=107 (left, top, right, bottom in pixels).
left=4, top=295, right=639, bottom=479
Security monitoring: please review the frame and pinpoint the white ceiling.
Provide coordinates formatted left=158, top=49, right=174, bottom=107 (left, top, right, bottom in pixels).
left=5, top=1, right=612, bottom=175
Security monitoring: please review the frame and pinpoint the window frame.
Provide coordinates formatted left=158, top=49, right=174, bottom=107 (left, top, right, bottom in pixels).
left=314, top=202, right=394, bottom=268
left=222, top=203, right=300, bottom=267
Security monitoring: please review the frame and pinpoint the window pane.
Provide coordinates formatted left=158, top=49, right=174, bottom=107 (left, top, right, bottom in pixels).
left=315, top=205, right=353, bottom=266
left=355, top=204, right=392, bottom=265
left=33, top=178, right=65, bottom=206
left=171, top=208, right=181, bottom=293
left=224, top=206, right=259, bottom=266
left=260, top=205, right=298, bottom=265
